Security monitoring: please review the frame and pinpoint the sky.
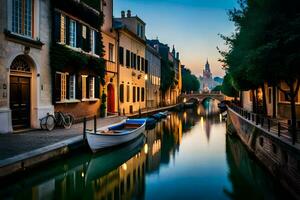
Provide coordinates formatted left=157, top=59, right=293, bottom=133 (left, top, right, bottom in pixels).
left=114, top=0, right=238, bottom=78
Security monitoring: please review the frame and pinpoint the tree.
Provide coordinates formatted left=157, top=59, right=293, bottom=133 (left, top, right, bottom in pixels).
left=221, top=74, right=239, bottom=98
left=212, top=85, right=222, bottom=92
left=181, top=67, right=200, bottom=93
left=220, top=0, right=300, bottom=143
left=160, top=59, right=175, bottom=103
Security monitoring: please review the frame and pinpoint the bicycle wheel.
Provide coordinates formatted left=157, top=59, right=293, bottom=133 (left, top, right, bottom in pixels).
left=45, top=115, right=55, bottom=131
left=40, top=117, right=47, bottom=130
left=63, top=114, right=73, bottom=129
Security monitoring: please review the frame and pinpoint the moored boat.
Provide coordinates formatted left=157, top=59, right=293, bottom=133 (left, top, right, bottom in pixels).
left=138, top=117, right=157, bottom=130
left=158, top=111, right=169, bottom=118
left=86, top=119, right=146, bottom=153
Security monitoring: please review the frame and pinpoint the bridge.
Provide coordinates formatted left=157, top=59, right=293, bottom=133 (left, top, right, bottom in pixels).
left=178, top=92, right=225, bottom=104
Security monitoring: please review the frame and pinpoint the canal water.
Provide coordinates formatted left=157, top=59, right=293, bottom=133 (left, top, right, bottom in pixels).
left=0, top=99, right=291, bottom=200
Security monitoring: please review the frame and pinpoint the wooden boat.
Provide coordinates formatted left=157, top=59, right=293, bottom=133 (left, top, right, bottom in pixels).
left=151, top=113, right=163, bottom=120
left=86, top=119, right=146, bottom=153
left=138, top=117, right=157, bottom=130
left=158, top=111, right=169, bottom=118
left=184, top=102, right=195, bottom=108
left=86, top=135, right=145, bottom=182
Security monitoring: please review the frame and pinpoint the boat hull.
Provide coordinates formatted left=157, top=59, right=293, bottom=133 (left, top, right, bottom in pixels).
left=86, top=120, right=146, bottom=153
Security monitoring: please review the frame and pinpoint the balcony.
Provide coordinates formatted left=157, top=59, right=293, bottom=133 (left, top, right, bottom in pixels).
left=106, top=60, right=117, bottom=73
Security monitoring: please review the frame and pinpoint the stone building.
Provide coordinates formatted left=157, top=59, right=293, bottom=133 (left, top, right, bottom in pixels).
left=101, top=0, right=118, bottom=115
left=147, top=40, right=182, bottom=105
left=114, top=10, right=147, bottom=114
left=0, top=0, right=53, bottom=133
left=51, top=0, right=105, bottom=121
left=146, top=44, right=161, bottom=108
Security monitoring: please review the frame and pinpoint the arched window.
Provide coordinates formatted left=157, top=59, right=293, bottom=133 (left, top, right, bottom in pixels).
left=10, top=55, right=31, bottom=73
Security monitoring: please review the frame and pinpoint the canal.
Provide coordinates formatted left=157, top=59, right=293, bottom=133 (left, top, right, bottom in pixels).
left=0, top=99, right=291, bottom=200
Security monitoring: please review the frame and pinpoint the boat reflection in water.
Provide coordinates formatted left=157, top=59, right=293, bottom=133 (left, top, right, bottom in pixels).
left=0, top=99, right=292, bottom=200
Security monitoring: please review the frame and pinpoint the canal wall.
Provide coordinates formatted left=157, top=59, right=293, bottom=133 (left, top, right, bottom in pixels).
left=227, top=107, right=300, bottom=199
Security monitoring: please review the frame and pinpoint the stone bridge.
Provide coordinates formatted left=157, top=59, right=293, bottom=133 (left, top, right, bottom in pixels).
left=179, top=92, right=225, bottom=103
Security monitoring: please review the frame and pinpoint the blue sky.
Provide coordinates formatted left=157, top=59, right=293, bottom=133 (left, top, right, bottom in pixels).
left=114, top=0, right=238, bottom=77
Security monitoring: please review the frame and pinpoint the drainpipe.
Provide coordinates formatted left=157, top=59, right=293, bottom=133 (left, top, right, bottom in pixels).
left=117, top=31, right=121, bottom=116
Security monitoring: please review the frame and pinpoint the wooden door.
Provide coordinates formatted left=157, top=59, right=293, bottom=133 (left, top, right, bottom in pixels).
left=10, top=76, right=31, bottom=129
left=107, top=84, right=115, bottom=113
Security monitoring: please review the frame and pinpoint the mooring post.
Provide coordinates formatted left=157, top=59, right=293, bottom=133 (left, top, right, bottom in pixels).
left=94, top=115, right=97, bottom=134
left=83, top=117, right=87, bottom=143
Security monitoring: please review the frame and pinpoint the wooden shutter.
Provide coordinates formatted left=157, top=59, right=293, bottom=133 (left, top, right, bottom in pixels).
left=76, top=22, right=82, bottom=48
left=95, top=32, right=100, bottom=56
left=53, top=11, right=61, bottom=43
left=86, top=28, right=91, bottom=52
left=66, top=17, right=70, bottom=45
left=66, top=74, right=70, bottom=99
left=55, top=73, right=61, bottom=102
left=95, top=76, right=100, bottom=99
left=76, top=74, right=82, bottom=100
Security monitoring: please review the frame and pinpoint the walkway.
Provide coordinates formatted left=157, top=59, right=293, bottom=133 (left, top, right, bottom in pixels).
left=0, top=116, right=124, bottom=164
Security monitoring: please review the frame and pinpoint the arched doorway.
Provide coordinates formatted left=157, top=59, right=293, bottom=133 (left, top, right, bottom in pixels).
left=10, top=55, right=32, bottom=130
left=107, top=84, right=115, bottom=113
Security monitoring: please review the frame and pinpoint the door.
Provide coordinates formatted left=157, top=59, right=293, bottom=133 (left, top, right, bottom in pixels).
left=107, top=84, right=115, bottom=113
left=10, top=76, right=31, bottom=129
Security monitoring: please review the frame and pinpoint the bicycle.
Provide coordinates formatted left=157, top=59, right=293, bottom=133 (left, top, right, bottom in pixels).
left=40, top=112, right=74, bottom=131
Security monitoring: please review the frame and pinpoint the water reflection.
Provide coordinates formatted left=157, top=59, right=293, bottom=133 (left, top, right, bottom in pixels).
left=0, top=100, right=291, bottom=200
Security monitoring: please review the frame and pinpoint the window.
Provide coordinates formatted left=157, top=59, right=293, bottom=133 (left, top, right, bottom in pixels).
left=69, top=75, right=76, bottom=99
left=69, top=19, right=76, bottom=47
left=61, top=73, right=67, bottom=100
left=82, top=25, right=87, bottom=39
left=137, top=56, right=141, bottom=71
left=133, top=87, right=136, bottom=103
left=133, top=54, right=137, bottom=69
left=89, top=77, right=95, bottom=99
left=82, top=75, right=87, bottom=99
left=119, top=47, right=124, bottom=65
left=126, top=50, right=130, bottom=67
left=141, top=87, right=145, bottom=102
left=145, top=60, right=149, bottom=73
left=249, top=91, right=253, bottom=102
left=60, top=14, right=66, bottom=44
left=91, top=30, right=96, bottom=54
left=127, top=85, right=130, bottom=102
left=137, top=87, right=140, bottom=102
left=141, top=58, right=145, bottom=71
left=120, top=84, right=124, bottom=103
left=12, top=0, right=33, bottom=37
left=131, top=53, right=134, bottom=68
left=109, top=43, right=114, bottom=62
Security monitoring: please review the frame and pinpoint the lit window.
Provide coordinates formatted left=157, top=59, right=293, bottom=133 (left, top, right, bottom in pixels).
left=109, top=43, right=114, bottom=62
left=61, top=73, right=67, bottom=100
left=69, top=19, right=76, bottom=47
left=89, top=77, right=95, bottom=99
left=12, top=0, right=33, bottom=37
left=69, top=75, right=76, bottom=99
left=82, top=75, right=87, bottom=99
left=82, top=25, right=87, bottom=39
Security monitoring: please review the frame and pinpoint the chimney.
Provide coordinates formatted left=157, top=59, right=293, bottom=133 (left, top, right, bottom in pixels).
left=127, top=10, right=131, bottom=17
left=121, top=10, right=125, bottom=18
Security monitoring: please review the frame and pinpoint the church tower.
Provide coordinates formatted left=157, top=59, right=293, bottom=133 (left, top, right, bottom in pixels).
left=203, top=59, right=212, bottom=79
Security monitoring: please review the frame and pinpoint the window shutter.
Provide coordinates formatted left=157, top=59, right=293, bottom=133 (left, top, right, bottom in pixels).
left=86, top=76, right=90, bottom=98
left=86, top=28, right=91, bottom=52
left=76, top=74, right=82, bottom=100
left=53, top=11, right=61, bottom=43
left=55, top=73, right=61, bottom=102
left=95, top=76, right=100, bottom=99
left=76, top=22, right=82, bottom=48
left=66, top=17, right=70, bottom=45
left=95, top=32, right=100, bottom=56
left=66, top=74, right=70, bottom=99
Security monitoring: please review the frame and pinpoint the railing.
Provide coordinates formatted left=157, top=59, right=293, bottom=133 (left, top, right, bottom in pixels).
left=229, top=103, right=299, bottom=144
left=106, top=60, right=117, bottom=73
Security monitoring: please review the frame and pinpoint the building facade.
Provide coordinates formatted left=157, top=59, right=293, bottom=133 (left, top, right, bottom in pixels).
left=101, top=0, right=118, bottom=115
left=51, top=0, right=105, bottom=121
left=0, top=0, right=53, bottom=133
left=146, top=44, right=161, bottom=108
left=114, top=10, right=147, bottom=114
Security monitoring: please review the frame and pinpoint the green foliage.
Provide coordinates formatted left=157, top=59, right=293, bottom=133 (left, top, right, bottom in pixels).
left=100, top=91, right=107, bottom=118
left=181, top=67, right=200, bottom=93
left=50, top=44, right=106, bottom=85
left=221, top=74, right=239, bottom=97
left=212, top=85, right=222, bottom=92
left=160, top=59, right=175, bottom=93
